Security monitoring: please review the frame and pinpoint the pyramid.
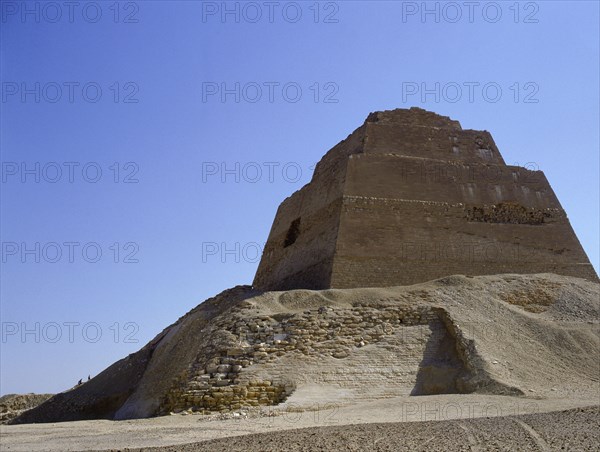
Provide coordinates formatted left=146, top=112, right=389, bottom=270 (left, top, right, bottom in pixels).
left=254, top=108, right=598, bottom=291
left=10, top=109, right=599, bottom=425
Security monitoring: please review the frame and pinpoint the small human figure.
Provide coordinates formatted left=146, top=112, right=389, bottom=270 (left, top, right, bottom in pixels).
left=77, top=379, right=82, bottom=385
left=87, top=375, right=91, bottom=381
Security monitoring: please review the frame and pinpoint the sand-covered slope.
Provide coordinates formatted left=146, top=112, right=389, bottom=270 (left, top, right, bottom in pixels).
left=13, top=273, right=599, bottom=424
left=0, top=394, right=53, bottom=424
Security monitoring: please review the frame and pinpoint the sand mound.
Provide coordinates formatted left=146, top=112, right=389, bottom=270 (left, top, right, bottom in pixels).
left=0, top=394, right=53, bottom=424
left=12, top=273, right=599, bottom=424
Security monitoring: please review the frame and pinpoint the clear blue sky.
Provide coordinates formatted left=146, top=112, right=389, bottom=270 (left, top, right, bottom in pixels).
left=1, top=1, right=598, bottom=395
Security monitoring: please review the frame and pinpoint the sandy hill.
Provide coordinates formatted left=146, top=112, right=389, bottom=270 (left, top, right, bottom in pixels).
left=0, top=394, right=53, bottom=424
left=12, top=273, right=599, bottom=424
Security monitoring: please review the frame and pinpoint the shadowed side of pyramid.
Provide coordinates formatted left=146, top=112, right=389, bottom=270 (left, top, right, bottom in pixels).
left=253, top=108, right=598, bottom=291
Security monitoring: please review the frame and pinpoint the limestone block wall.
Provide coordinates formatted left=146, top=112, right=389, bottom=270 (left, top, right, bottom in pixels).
left=363, top=112, right=505, bottom=166
left=158, top=301, right=462, bottom=414
left=253, top=108, right=598, bottom=291
left=344, top=154, right=560, bottom=208
left=253, top=123, right=366, bottom=291
left=330, top=196, right=597, bottom=288
left=253, top=199, right=341, bottom=290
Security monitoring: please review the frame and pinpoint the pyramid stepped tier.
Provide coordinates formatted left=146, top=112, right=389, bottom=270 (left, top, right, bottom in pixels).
left=253, top=108, right=598, bottom=291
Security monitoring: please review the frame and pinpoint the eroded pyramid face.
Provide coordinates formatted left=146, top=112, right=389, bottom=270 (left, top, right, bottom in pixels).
left=253, top=108, right=598, bottom=291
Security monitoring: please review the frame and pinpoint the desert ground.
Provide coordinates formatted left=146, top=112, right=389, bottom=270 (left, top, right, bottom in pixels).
left=2, top=274, right=598, bottom=450
left=1, top=394, right=598, bottom=451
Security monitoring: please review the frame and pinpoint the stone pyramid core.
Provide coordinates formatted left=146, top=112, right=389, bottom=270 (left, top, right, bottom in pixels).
left=253, top=108, right=598, bottom=291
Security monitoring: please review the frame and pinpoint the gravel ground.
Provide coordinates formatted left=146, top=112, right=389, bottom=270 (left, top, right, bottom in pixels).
left=2, top=395, right=596, bottom=451
left=125, top=406, right=599, bottom=452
